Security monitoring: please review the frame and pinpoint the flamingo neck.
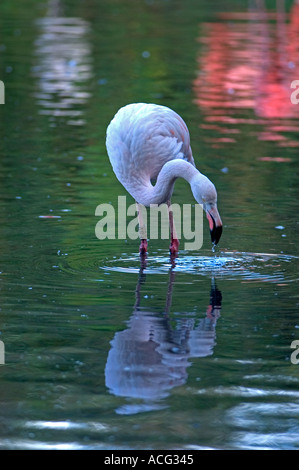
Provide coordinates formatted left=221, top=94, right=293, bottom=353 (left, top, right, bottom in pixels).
left=131, top=159, right=200, bottom=206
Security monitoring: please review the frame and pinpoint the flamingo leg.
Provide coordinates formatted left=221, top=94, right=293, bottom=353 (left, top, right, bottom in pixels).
left=167, top=200, right=179, bottom=254
left=136, top=202, right=148, bottom=254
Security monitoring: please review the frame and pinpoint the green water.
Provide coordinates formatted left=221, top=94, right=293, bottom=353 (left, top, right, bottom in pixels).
left=0, top=0, right=299, bottom=450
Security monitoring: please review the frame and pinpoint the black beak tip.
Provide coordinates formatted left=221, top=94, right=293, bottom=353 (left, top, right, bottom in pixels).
left=210, top=224, right=223, bottom=245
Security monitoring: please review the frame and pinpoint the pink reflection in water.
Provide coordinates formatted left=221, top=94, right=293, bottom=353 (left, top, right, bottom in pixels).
left=258, top=156, right=292, bottom=162
left=194, top=2, right=299, bottom=148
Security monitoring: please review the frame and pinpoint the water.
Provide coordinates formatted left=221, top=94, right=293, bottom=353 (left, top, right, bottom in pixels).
left=0, top=0, right=299, bottom=450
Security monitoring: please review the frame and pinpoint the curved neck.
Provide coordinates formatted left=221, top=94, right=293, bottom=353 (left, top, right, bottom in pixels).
left=129, top=159, right=200, bottom=206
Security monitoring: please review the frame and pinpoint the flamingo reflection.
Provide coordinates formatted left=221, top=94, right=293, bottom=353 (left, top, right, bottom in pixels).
left=105, top=256, right=222, bottom=414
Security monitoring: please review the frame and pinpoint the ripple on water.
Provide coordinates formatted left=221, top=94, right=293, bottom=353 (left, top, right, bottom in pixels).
left=99, top=250, right=299, bottom=284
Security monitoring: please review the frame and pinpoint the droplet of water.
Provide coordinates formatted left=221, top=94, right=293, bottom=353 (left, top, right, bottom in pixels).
left=221, top=167, right=229, bottom=173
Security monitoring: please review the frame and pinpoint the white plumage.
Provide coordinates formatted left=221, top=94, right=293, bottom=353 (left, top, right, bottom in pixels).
left=107, top=103, right=194, bottom=178
left=106, top=103, right=222, bottom=252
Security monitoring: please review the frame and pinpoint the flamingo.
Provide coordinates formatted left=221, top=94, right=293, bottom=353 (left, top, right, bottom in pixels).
left=106, top=103, right=222, bottom=254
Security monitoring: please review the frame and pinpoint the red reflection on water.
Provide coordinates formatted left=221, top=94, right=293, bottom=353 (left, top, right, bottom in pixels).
left=194, top=2, right=299, bottom=147
left=258, top=156, right=292, bottom=161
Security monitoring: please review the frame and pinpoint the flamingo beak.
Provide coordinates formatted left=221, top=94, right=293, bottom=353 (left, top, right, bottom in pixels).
left=206, top=206, right=222, bottom=245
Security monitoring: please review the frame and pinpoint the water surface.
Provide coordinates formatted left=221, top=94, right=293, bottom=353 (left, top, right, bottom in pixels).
left=0, top=0, right=299, bottom=450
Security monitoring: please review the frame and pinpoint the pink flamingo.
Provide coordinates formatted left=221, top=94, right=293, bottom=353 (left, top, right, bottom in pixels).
left=106, top=103, right=222, bottom=254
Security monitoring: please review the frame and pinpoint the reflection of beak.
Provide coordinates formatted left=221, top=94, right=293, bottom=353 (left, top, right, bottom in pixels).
left=206, top=206, right=223, bottom=245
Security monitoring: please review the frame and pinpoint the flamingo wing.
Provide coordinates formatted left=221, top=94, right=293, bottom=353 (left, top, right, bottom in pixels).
left=106, top=103, right=195, bottom=189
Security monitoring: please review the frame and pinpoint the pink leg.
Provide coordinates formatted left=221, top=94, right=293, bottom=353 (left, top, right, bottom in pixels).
left=167, top=200, right=179, bottom=254
left=136, top=202, right=148, bottom=254
left=139, top=238, right=148, bottom=254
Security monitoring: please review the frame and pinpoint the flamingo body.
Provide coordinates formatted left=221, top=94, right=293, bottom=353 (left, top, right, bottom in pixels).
left=107, top=103, right=194, bottom=186
left=106, top=103, right=222, bottom=250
